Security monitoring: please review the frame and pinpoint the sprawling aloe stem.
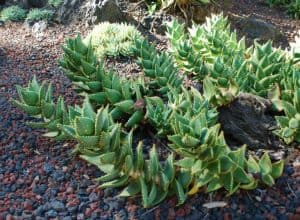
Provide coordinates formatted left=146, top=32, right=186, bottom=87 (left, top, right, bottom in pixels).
left=13, top=16, right=289, bottom=208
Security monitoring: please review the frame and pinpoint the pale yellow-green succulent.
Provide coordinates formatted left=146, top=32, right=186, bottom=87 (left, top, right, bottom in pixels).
left=84, top=22, right=142, bottom=58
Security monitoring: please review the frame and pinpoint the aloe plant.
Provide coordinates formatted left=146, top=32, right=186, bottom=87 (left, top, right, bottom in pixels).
left=60, top=35, right=148, bottom=127
left=84, top=22, right=143, bottom=58
left=12, top=17, right=287, bottom=208
left=148, top=86, right=283, bottom=193
left=12, top=77, right=69, bottom=140
left=274, top=88, right=300, bottom=144
left=134, top=38, right=183, bottom=97
left=166, top=14, right=300, bottom=104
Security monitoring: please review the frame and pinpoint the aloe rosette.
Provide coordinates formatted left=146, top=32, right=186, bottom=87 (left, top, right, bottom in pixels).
left=12, top=16, right=289, bottom=208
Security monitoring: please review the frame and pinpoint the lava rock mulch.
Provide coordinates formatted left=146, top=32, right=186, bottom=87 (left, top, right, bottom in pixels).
left=0, top=22, right=300, bottom=220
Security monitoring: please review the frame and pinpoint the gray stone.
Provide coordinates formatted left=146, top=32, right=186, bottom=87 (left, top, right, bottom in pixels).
left=55, top=0, right=134, bottom=25
left=50, top=200, right=65, bottom=212
left=89, top=192, right=98, bottom=202
left=84, top=0, right=129, bottom=25
left=32, top=20, right=48, bottom=34
left=239, top=16, right=283, bottom=42
left=45, top=210, right=58, bottom=218
left=55, top=0, right=81, bottom=23
left=61, top=216, right=72, bottom=220
left=43, top=162, right=54, bottom=174
left=103, top=188, right=114, bottom=197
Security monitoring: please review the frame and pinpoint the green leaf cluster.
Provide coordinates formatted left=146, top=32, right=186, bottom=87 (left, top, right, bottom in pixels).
left=167, top=15, right=297, bottom=105
left=0, top=6, right=26, bottom=22
left=26, top=8, right=54, bottom=22
left=84, top=22, right=143, bottom=58
left=12, top=76, right=69, bottom=140
left=12, top=18, right=288, bottom=208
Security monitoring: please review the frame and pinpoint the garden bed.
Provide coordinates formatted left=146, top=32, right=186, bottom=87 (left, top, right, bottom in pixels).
left=0, top=0, right=300, bottom=219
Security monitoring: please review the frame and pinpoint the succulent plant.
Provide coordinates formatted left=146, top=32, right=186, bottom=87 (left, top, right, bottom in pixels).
left=274, top=88, right=300, bottom=144
left=84, top=22, right=143, bottom=58
left=12, top=77, right=69, bottom=140
left=248, top=41, right=286, bottom=97
left=134, top=38, right=183, bottom=97
left=13, top=16, right=288, bottom=208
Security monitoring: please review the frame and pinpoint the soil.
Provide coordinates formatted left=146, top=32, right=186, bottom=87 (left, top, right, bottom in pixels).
left=0, top=0, right=300, bottom=219
left=224, top=0, right=300, bottom=47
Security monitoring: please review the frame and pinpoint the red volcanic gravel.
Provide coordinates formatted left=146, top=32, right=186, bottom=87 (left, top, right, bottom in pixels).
left=0, top=9, right=300, bottom=220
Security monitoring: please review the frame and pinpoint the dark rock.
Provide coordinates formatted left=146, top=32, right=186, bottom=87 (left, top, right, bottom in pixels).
left=238, top=16, right=283, bottom=42
left=77, top=188, right=87, bottom=196
left=22, top=210, right=33, bottom=219
left=103, top=188, right=114, bottom=197
left=118, top=209, right=127, bottom=219
left=103, top=204, right=109, bottom=211
left=33, top=184, right=47, bottom=195
left=34, top=205, right=44, bottom=216
left=218, top=93, right=286, bottom=151
left=55, top=0, right=81, bottom=23
left=68, top=206, right=78, bottom=214
left=45, top=210, right=58, bottom=218
left=82, top=0, right=132, bottom=25
left=43, top=162, right=54, bottom=174
left=22, top=0, right=47, bottom=8
left=0, top=48, right=5, bottom=64
left=285, top=166, right=295, bottom=176
left=78, top=202, right=87, bottom=212
left=52, top=170, right=65, bottom=182
left=107, top=200, right=120, bottom=211
left=50, top=200, right=65, bottom=212
left=49, top=188, right=59, bottom=197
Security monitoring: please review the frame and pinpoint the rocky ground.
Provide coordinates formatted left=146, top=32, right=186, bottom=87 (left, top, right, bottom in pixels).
left=0, top=0, right=300, bottom=219
left=226, top=0, right=300, bottom=48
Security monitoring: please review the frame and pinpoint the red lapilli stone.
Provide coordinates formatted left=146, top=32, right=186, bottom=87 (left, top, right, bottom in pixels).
left=223, top=212, right=232, bottom=220
left=154, top=208, right=160, bottom=220
left=167, top=208, right=176, bottom=220
left=175, top=207, right=186, bottom=217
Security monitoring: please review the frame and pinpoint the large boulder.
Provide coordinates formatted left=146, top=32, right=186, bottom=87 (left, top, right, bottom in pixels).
left=84, top=0, right=129, bottom=25
left=55, top=0, right=81, bottom=23
left=238, top=16, right=283, bottom=42
left=218, top=93, right=286, bottom=153
left=55, top=0, right=131, bottom=25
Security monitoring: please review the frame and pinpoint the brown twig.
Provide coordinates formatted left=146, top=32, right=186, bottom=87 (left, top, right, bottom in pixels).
left=140, top=205, right=160, bottom=217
